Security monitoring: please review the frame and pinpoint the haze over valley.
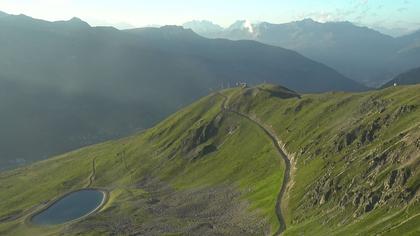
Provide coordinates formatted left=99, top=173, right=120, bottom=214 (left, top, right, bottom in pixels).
left=0, top=2, right=419, bottom=235
left=0, top=11, right=365, bottom=170
left=184, top=19, right=420, bottom=87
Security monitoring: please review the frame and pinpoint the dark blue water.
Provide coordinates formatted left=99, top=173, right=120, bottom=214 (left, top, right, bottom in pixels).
left=32, top=189, right=104, bottom=225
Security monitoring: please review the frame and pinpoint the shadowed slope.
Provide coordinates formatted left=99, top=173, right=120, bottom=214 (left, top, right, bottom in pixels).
left=0, top=12, right=365, bottom=171
left=381, top=67, right=420, bottom=88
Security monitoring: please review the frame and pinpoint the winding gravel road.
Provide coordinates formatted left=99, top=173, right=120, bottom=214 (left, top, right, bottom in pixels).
left=217, top=92, right=292, bottom=235
left=87, top=157, right=97, bottom=188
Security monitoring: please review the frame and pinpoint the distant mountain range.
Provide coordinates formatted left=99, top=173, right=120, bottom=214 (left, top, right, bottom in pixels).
left=381, top=66, right=420, bottom=88
left=0, top=12, right=364, bottom=170
left=182, top=20, right=223, bottom=35
left=183, top=19, right=420, bottom=87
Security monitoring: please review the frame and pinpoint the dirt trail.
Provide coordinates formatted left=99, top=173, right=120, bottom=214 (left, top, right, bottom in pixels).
left=87, top=157, right=97, bottom=188
left=217, top=92, right=292, bottom=235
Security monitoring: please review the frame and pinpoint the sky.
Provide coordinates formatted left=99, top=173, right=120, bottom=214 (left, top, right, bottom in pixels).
left=0, top=0, right=419, bottom=36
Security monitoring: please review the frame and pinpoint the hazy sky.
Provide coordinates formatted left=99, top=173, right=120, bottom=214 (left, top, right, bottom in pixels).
left=0, top=0, right=419, bottom=35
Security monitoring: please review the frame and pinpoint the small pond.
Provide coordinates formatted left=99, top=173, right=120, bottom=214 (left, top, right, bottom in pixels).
left=31, top=189, right=105, bottom=225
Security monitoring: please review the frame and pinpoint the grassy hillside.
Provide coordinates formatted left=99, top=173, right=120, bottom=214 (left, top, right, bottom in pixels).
left=0, top=92, right=284, bottom=235
left=0, top=84, right=419, bottom=235
left=229, top=84, right=419, bottom=235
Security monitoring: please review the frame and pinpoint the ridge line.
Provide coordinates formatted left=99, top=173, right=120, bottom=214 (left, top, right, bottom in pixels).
left=217, top=92, right=292, bottom=236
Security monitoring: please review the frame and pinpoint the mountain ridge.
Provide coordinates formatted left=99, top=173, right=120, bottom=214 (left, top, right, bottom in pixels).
left=0, top=12, right=365, bottom=170
left=381, top=66, right=420, bottom=88
left=184, top=18, right=420, bottom=87
left=0, top=83, right=419, bottom=235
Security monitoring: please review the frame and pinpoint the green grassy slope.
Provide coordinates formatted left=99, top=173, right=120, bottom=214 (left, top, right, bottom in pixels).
left=0, top=93, right=284, bottom=235
left=0, top=84, right=419, bottom=235
left=228, top=84, right=420, bottom=235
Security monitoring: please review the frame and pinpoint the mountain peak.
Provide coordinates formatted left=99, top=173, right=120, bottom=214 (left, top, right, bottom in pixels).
left=69, top=17, right=83, bottom=22
left=0, top=10, right=8, bottom=17
left=134, top=25, right=202, bottom=40
left=66, top=17, right=90, bottom=27
left=295, top=18, right=321, bottom=25
left=160, top=25, right=194, bottom=34
left=301, top=18, right=316, bottom=23
left=183, top=20, right=223, bottom=34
